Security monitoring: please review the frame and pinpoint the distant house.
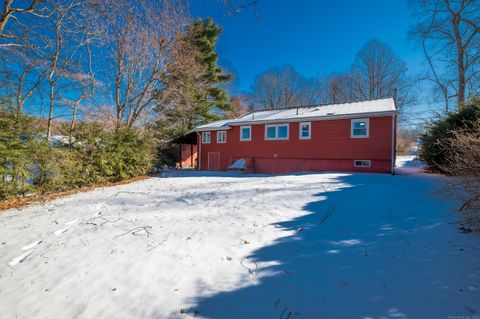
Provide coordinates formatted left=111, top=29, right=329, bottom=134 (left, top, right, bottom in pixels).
left=187, top=98, right=397, bottom=174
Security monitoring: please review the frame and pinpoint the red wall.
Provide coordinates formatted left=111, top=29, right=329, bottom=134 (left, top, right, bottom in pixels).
left=179, top=144, right=197, bottom=168
left=199, top=116, right=395, bottom=174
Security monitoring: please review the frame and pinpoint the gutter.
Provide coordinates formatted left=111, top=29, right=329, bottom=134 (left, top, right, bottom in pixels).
left=391, top=112, right=397, bottom=175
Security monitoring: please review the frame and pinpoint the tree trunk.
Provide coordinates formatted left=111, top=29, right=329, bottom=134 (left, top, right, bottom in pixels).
left=47, top=82, right=54, bottom=138
left=68, top=102, right=79, bottom=144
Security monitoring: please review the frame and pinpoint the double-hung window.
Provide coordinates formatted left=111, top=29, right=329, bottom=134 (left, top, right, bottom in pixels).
left=299, top=122, right=311, bottom=139
left=265, top=124, right=289, bottom=140
left=217, top=131, right=226, bottom=143
left=201, top=132, right=211, bottom=144
left=351, top=119, right=369, bottom=138
left=240, top=126, right=251, bottom=141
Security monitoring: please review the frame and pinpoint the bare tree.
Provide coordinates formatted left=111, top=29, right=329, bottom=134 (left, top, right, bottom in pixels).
left=0, top=47, right=47, bottom=112
left=324, top=73, right=355, bottom=104
left=99, top=0, right=188, bottom=128
left=409, top=0, right=480, bottom=110
left=348, top=39, right=412, bottom=111
left=0, top=0, right=52, bottom=48
left=252, top=65, right=304, bottom=109
left=43, top=1, right=87, bottom=138
left=226, top=95, right=246, bottom=118
left=0, top=0, right=52, bottom=111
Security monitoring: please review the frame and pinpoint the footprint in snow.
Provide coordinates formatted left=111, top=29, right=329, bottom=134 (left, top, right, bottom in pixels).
left=9, top=251, right=33, bottom=266
left=54, top=227, right=69, bottom=236
left=21, top=240, right=42, bottom=251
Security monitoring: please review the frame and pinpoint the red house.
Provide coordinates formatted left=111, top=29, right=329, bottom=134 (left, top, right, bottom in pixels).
left=194, top=98, right=397, bottom=174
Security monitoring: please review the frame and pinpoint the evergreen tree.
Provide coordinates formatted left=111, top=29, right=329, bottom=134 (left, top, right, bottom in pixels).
left=155, top=17, right=232, bottom=140
left=187, top=17, right=232, bottom=115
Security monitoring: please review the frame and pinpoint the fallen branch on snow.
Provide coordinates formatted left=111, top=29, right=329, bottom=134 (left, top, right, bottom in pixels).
left=86, top=216, right=135, bottom=227
left=114, top=191, right=151, bottom=197
left=114, top=226, right=153, bottom=239
left=318, top=203, right=336, bottom=225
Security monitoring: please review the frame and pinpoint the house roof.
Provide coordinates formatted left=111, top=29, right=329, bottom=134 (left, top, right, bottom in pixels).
left=196, top=97, right=396, bottom=131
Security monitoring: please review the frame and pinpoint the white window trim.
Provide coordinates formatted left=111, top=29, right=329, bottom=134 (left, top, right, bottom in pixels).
left=351, top=118, right=370, bottom=138
left=240, top=126, right=251, bottom=141
left=217, top=131, right=226, bottom=143
left=265, top=124, right=289, bottom=140
left=354, top=160, right=371, bottom=168
left=202, top=132, right=211, bottom=144
left=299, top=122, right=311, bottom=140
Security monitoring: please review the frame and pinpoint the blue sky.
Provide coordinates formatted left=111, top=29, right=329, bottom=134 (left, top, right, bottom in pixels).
left=192, top=0, right=423, bottom=94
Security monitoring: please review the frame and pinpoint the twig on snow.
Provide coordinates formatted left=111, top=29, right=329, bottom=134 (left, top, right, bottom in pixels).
left=319, top=203, right=336, bottom=225
left=114, top=191, right=151, bottom=197
left=398, top=235, right=410, bottom=246
left=114, top=226, right=153, bottom=239
left=86, top=216, right=135, bottom=227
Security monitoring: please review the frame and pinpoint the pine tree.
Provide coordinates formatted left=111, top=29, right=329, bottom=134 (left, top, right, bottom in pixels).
left=187, top=17, right=232, bottom=116
left=155, top=17, right=232, bottom=140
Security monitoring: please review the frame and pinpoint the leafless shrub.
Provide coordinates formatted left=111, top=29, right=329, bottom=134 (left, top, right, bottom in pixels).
left=396, top=129, right=420, bottom=155
left=439, top=119, right=480, bottom=231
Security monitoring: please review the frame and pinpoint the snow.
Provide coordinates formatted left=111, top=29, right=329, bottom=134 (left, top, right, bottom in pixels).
left=228, top=159, right=246, bottom=170
left=1, top=159, right=479, bottom=319
left=197, top=98, right=396, bottom=130
left=395, top=155, right=428, bottom=175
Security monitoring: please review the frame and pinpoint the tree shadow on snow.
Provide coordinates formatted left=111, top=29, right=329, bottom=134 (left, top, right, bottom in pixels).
left=183, top=173, right=480, bottom=319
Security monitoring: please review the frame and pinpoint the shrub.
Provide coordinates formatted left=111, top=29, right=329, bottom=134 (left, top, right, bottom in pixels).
left=68, top=124, right=156, bottom=184
left=106, top=126, right=156, bottom=181
left=0, top=108, right=41, bottom=200
left=397, top=129, right=421, bottom=155
left=156, top=142, right=180, bottom=168
left=0, top=105, right=157, bottom=200
left=420, top=98, right=480, bottom=172
left=438, top=119, right=480, bottom=231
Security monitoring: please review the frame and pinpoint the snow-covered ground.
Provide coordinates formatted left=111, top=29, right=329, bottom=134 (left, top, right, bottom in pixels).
left=1, top=158, right=479, bottom=319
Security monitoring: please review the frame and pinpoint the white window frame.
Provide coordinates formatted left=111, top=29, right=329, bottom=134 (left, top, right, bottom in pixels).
left=299, top=122, right=311, bottom=140
left=354, top=160, right=371, bottom=168
left=264, top=124, right=289, bottom=140
left=201, top=132, right=211, bottom=144
left=351, top=118, right=369, bottom=138
left=240, top=126, right=251, bottom=141
left=217, top=131, right=226, bottom=143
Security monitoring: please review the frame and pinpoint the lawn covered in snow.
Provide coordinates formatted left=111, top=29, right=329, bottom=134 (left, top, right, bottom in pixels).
left=0, top=158, right=479, bottom=319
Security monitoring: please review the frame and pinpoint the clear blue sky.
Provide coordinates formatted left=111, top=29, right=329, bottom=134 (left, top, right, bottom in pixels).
left=192, top=0, right=423, bottom=94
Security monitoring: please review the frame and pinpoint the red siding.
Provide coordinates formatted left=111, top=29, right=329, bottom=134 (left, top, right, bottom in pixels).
left=199, top=116, right=395, bottom=174
left=179, top=144, right=197, bottom=168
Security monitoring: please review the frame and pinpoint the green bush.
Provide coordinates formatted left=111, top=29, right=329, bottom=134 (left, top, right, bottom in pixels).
left=0, top=108, right=41, bottom=199
left=67, top=124, right=157, bottom=185
left=420, top=98, right=480, bottom=172
left=0, top=106, right=157, bottom=200
left=156, top=142, right=180, bottom=168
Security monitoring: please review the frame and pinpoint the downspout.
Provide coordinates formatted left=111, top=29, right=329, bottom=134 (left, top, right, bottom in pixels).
left=391, top=112, right=396, bottom=175
left=197, top=132, right=201, bottom=170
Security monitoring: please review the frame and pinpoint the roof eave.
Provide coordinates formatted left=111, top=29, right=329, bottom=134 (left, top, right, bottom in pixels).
left=195, top=110, right=396, bottom=131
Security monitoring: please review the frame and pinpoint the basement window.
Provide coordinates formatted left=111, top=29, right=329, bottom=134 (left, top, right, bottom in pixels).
left=354, top=160, right=371, bottom=168
left=265, top=124, right=289, bottom=140
left=202, top=132, right=211, bottom=144
left=217, top=131, right=226, bottom=143
left=351, top=119, right=369, bottom=138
